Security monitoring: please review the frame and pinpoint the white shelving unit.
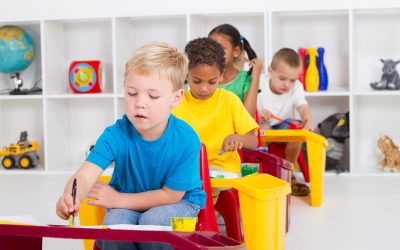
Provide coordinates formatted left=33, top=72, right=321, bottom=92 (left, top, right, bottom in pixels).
left=1, top=5, right=400, bottom=174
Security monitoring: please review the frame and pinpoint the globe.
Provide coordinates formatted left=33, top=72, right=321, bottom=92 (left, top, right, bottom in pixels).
left=0, top=25, right=34, bottom=74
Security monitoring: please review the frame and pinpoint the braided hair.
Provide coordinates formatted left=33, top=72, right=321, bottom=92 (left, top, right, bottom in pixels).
left=209, top=23, right=257, bottom=75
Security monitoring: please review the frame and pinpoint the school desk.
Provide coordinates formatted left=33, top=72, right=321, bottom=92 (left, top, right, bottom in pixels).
left=0, top=224, right=245, bottom=250
left=259, top=129, right=328, bottom=207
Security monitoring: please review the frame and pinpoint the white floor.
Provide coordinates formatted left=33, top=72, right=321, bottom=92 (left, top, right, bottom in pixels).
left=0, top=174, right=399, bottom=250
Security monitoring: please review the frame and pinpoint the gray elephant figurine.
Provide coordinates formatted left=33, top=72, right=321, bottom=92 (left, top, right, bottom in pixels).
left=370, top=59, right=400, bottom=90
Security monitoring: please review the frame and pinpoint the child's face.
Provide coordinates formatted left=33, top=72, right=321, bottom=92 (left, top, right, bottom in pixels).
left=268, top=62, right=301, bottom=94
left=187, top=64, right=222, bottom=100
left=124, top=71, right=183, bottom=140
left=209, top=33, right=240, bottom=66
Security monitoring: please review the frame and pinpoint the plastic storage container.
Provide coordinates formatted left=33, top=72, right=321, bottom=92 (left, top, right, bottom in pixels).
left=241, top=149, right=292, bottom=232
left=211, top=173, right=291, bottom=250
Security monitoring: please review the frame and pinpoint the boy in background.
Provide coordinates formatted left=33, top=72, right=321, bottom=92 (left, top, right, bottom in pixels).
left=172, top=37, right=258, bottom=201
left=258, top=47, right=312, bottom=196
left=56, top=42, right=205, bottom=250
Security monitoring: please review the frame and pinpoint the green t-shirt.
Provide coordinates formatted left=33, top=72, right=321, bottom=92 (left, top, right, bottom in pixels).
left=218, top=70, right=251, bottom=102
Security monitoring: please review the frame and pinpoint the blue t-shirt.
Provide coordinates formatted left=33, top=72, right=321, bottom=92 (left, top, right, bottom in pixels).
left=86, top=114, right=206, bottom=208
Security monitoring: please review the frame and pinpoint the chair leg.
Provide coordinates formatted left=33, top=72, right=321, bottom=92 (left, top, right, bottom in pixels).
left=93, top=243, right=101, bottom=250
left=214, top=189, right=242, bottom=242
left=297, top=151, right=310, bottom=182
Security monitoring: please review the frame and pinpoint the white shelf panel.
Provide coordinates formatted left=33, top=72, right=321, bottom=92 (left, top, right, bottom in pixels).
left=354, top=90, right=400, bottom=96
left=43, top=19, right=113, bottom=95
left=117, top=97, right=124, bottom=119
left=305, top=91, right=350, bottom=97
left=0, top=99, right=44, bottom=168
left=189, top=13, right=266, bottom=64
left=353, top=8, right=400, bottom=93
left=0, top=164, right=45, bottom=173
left=45, top=93, right=114, bottom=99
left=114, top=16, right=187, bottom=95
left=1, top=6, right=399, bottom=175
left=353, top=95, right=400, bottom=174
left=270, top=10, right=349, bottom=93
left=0, top=94, right=43, bottom=100
left=305, top=85, right=350, bottom=97
left=306, top=95, right=349, bottom=126
left=45, top=98, right=114, bottom=171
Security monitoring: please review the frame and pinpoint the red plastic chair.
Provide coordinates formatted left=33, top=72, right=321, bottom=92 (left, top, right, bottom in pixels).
left=196, top=144, right=219, bottom=232
left=214, top=189, right=242, bottom=241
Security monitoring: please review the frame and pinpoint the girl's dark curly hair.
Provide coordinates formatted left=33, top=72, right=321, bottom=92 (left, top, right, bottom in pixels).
left=185, top=37, right=225, bottom=73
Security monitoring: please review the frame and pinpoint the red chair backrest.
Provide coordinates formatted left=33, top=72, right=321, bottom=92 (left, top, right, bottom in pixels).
left=196, top=144, right=219, bottom=232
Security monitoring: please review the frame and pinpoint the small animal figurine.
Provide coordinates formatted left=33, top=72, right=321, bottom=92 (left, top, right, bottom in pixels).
left=377, top=135, right=400, bottom=172
left=370, top=59, right=400, bottom=90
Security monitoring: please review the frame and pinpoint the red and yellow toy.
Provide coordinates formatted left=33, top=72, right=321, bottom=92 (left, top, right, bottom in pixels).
left=69, top=60, right=103, bottom=93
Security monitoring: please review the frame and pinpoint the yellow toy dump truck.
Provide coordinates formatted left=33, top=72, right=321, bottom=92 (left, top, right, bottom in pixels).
left=0, top=131, right=40, bottom=169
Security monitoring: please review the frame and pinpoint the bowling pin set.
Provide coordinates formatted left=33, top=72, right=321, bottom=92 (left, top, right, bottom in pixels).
left=298, top=47, right=328, bottom=91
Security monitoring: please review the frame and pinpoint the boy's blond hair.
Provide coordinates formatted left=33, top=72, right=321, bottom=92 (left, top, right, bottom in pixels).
left=125, top=42, right=188, bottom=90
left=270, top=48, right=301, bottom=70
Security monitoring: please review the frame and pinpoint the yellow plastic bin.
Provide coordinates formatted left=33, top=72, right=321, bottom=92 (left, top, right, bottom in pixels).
left=211, top=173, right=291, bottom=250
left=79, top=175, right=111, bottom=250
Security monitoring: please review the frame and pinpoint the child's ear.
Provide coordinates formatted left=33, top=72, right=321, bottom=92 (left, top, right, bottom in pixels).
left=171, top=89, right=184, bottom=108
left=268, top=66, right=273, bottom=74
left=233, top=46, right=241, bottom=58
left=218, top=71, right=224, bottom=83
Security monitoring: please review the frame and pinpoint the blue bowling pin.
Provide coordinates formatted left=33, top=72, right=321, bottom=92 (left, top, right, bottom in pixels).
left=317, top=47, right=328, bottom=90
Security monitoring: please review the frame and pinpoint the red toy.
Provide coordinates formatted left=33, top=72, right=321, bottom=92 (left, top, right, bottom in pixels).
left=69, top=60, right=103, bottom=93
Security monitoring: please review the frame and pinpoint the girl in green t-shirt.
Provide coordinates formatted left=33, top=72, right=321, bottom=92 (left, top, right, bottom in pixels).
left=209, top=24, right=263, bottom=116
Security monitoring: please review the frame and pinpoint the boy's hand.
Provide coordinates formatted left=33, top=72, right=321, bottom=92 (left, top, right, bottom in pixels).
left=219, top=134, right=243, bottom=155
left=86, top=181, right=119, bottom=208
left=302, top=119, right=313, bottom=131
left=258, top=109, right=272, bottom=123
left=56, top=193, right=80, bottom=220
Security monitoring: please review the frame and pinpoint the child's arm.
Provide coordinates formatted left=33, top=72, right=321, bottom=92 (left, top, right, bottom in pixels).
left=86, top=184, right=185, bottom=211
left=219, top=131, right=258, bottom=154
left=56, top=161, right=103, bottom=220
left=298, top=104, right=313, bottom=131
left=258, top=108, right=272, bottom=124
left=243, top=58, right=263, bottom=116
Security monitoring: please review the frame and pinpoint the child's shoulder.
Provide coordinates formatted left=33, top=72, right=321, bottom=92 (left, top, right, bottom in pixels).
left=109, top=115, right=129, bottom=131
left=170, top=115, right=201, bottom=148
left=171, top=115, right=199, bottom=137
left=217, top=88, right=241, bottom=100
left=292, top=80, right=306, bottom=94
left=100, top=115, right=131, bottom=139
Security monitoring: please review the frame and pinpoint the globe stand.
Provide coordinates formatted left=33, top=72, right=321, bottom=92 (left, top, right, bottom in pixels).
left=9, top=72, right=29, bottom=95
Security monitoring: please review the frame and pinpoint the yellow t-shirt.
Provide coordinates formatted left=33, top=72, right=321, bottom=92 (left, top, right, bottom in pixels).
left=172, top=88, right=258, bottom=173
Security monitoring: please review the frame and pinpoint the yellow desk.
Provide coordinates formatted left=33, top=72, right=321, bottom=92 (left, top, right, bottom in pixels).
left=259, top=129, right=328, bottom=207
left=211, top=174, right=291, bottom=250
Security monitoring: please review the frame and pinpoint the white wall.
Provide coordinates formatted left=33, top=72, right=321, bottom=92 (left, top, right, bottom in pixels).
left=2, top=0, right=400, bottom=21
